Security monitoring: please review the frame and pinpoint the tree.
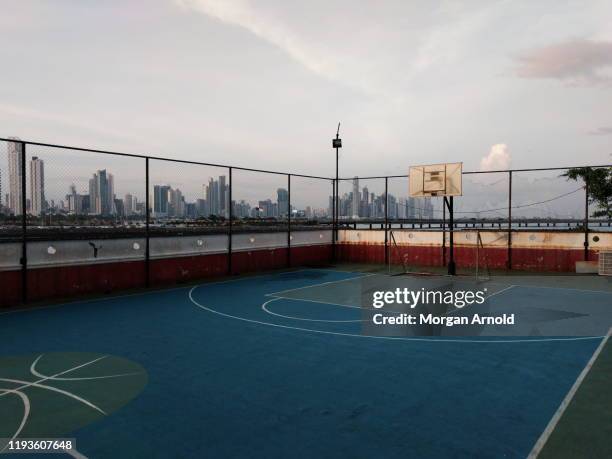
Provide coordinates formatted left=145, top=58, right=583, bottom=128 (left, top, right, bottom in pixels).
left=563, top=167, right=612, bottom=218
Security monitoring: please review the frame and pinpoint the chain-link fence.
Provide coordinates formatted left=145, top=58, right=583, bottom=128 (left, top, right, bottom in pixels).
left=0, top=138, right=334, bottom=305
left=1, top=136, right=610, bottom=306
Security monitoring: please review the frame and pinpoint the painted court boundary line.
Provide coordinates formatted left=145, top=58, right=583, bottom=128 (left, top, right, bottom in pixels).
left=265, top=272, right=375, bottom=297
left=262, top=297, right=364, bottom=323
left=527, top=327, right=611, bottom=458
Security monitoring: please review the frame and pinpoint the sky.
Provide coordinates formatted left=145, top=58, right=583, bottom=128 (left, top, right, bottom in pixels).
left=1, top=0, right=611, bottom=210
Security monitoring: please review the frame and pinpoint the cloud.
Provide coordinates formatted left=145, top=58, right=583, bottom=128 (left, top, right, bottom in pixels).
left=175, top=0, right=345, bottom=87
left=480, top=144, right=511, bottom=171
left=0, top=103, right=145, bottom=145
left=514, top=39, right=612, bottom=87
left=588, top=126, right=612, bottom=136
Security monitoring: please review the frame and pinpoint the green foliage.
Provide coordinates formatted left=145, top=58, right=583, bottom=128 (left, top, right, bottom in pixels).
left=563, top=167, right=612, bottom=218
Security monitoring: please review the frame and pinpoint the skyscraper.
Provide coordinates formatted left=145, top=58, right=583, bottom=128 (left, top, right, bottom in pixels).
left=352, top=177, right=360, bottom=218
left=204, top=176, right=228, bottom=217
left=88, top=169, right=115, bottom=215
left=29, top=156, right=45, bottom=216
left=277, top=188, right=288, bottom=217
left=168, top=187, right=185, bottom=217
left=124, top=193, right=134, bottom=216
left=219, top=175, right=226, bottom=217
left=7, top=139, right=22, bottom=216
left=153, top=185, right=170, bottom=217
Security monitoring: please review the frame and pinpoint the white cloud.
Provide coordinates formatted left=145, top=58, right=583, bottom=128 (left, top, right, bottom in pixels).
left=480, top=144, right=511, bottom=171
left=514, top=39, right=612, bottom=87
left=175, top=0, right=347, bottom=87
left=588, top=126, right=612, bottom=135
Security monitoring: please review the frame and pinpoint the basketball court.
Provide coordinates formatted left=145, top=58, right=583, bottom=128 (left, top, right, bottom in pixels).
left=0, top=267, right=610, bottom=458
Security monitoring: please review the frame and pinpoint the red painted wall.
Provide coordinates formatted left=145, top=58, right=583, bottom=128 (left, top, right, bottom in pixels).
left=231, top=248, right=289, bottom=275
left=290, top=245, right=333, bottom=267
left=451, top=246, right=508, bottom=270
left=0, top=244, right=333, bottom=308
left=390, top=245, right=443, bottom=267
left=25, top=260, right=146, bottom=303
left=510, top=248, right=598, bottom=272
left=1, top=240, right=600, bottom=309
left=150, top=253, right=228, bottom=285
left=337, top=244, right=386, bottom=264
left=337, top=242, right=599, bottom=273
left=0, top=270, right=22, bottom=308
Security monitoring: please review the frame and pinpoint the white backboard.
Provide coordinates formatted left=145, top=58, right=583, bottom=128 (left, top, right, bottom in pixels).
left=409, top=162, right=462, bottom=197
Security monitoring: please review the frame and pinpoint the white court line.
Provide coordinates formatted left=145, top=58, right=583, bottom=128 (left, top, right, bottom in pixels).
left=0, top=355, right=117, bottom=455
left=265, top=273, right=376, bottom=297
left=30, top=354, right=140, bottom=381
left=268, top=295, right=405, bottom=315
left=485, top=285, right=517, bottom=299
left=0, top=355, right=109, bottom=401
left=0, top=389, right=30, bottom=453
left=188, top=285, right=603, bottom=344
left=527, top=327, right=611, bottom=458
left=262, top=297, right=364, bottom=323
left=64, top=447, right=88, bottom=459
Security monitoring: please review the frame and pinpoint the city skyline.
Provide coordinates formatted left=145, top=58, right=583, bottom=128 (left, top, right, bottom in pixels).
left=0, top=140, right=594, bottom=221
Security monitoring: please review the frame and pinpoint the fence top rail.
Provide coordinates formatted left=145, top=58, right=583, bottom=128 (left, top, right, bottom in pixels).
left=2, top=137, right=609, bottom=181
left=337, top=165, right=612, bottom=180
left=0, top=137, right=331, bottom=181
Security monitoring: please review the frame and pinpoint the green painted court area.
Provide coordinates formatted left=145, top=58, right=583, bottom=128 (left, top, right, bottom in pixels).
left=0, top=268, right=610, bottom=458
left=538, top=336, right=612, bottom=459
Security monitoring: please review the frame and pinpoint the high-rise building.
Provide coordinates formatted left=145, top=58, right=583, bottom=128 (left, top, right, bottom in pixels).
left=233, top=200, right=251, bottom=218
left=258, top=199, right=276, bottom=218
left=8, top=139, right=23, bottom=215
left=153, top=185, right=170, bottom=217
left=196, top=199, right=208, bottom=217
left=66, top=184, right=88, bottom=215
left=29, top=156, right=45, bottom=216
left=277, top=188, right=288, bottom=217
left=124, top=193, right=134, bottom=216
left=205, top=178, right=219, bottom=216
left=114, top=198, right=124, bottom=217
left=88, top=170, right=115, bottom=215
left=204, top=176, right=228, bottom=217
left=169, top=188, right=185, bottom=217
left=219, top=176, right=226, bottom=217
left=352, top=177, right=360, bottom=218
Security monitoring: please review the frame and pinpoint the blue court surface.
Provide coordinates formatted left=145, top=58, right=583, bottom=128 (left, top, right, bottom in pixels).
left=0, top=268, right=609, bottom=458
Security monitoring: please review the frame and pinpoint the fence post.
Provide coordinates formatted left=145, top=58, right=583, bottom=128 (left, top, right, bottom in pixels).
left=442, top=201, right=446, bottom=267
left=287, top=174, right=291, bottom=267
left=228, top=167, right=233, bottom=274
left=332, top=179, right=336, bottom=262
left=145, top=157, right=150, bottom=287
left=335, top=179, right=339, bottom=262
left=384, top=177, right=389, bottom=266
left=507, top=170, right=512, bottom=270
left=20, top=142, right=27, bottom=304
left=584, top=178, right=589, bottom=261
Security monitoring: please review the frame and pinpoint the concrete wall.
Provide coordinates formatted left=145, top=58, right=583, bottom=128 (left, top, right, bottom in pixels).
left=0, top=230, right=333, bottom=308
left=337, top=229, right=612, bottom=271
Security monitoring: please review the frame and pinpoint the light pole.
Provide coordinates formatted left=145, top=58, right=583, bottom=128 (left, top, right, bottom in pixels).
left=332, top=123, right=342, bottom=262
